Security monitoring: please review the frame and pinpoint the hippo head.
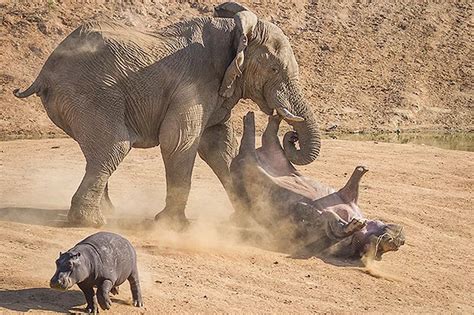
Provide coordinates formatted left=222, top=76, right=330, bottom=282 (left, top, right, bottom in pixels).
left=50, top=251, right=86, bottom=290
left=359, top=221, right=405, bottom=260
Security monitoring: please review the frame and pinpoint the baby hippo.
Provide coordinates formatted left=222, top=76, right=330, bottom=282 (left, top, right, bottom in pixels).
left=50, top=232, right=143, bottom=313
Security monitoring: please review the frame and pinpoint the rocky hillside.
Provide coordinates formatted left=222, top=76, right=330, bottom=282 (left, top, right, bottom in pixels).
left=0, top=0, right=472, bottom=139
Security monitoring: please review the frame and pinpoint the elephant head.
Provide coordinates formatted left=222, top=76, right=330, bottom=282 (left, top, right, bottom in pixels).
left=215, top=2, right=321, bottom=165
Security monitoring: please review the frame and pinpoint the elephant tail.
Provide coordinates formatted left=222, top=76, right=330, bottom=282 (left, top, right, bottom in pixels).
left=13, top=77, right=42, bottom=98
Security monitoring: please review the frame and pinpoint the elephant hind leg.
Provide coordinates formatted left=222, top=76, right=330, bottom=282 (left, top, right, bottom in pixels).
left=68, top=137, right=131, bottom=227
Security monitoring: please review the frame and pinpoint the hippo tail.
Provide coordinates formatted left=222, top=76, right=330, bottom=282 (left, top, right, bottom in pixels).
left=13, top=76, right=43, bottom=98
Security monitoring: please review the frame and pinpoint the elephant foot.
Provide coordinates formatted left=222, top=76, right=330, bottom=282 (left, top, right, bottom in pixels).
left=68, top=206, right=106, bottom=227
left=154, top=208, right=190, bottom=231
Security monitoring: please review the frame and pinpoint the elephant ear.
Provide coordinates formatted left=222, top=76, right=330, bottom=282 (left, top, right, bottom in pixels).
left=215, top=3, right=257, bottom=98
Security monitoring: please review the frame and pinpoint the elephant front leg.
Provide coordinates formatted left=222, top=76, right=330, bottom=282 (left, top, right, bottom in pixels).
left=198, top=121, right=253, bottom=226
left=155, top=109, right=202, bottom=230
left=198, top=121, right=238, bottom=189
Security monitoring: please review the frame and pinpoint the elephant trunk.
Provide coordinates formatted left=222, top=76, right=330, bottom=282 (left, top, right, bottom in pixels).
left=270, top=81, right=321, bottom=165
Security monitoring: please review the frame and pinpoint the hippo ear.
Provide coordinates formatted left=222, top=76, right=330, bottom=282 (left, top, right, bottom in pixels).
left=59, top=252, right=62, bottom=257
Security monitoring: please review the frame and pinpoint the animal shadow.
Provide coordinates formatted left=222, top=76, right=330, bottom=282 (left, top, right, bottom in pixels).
left=0, top=207, right=154, bottom=229
left=289, top=248, right=364, bottom=267
left=0, top=288, right=84, bottom=313
left=288, top=241, right=365, bottom=267
left=0, top=207, right=70, bottom=227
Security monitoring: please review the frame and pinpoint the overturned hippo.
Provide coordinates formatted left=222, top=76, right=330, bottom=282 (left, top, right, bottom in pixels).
left=230, top=112, right=405, bottom=260
left=50, top=232, right=143, bottom=313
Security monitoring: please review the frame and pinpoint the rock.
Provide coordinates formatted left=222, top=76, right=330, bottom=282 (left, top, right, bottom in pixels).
left=325, top=123, right=338, bottom=132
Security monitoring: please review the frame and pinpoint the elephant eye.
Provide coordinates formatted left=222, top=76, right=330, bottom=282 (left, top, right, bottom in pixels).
left=272, top=67, right=279, bottom=74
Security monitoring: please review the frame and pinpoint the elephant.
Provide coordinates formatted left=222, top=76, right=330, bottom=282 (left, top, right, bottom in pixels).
left=13, top=2, right=321, bottom=227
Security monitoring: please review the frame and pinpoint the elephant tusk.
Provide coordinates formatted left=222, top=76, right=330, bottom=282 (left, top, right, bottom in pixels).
left=276, top=107, right=305, bottom=122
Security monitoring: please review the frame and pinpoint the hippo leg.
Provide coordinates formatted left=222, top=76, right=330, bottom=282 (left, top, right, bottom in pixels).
left=344, top=217, right=367, bottom=234
left=322, top=212, right=367, bottom=239
left=110, top=286, right=119, bottom=295
left=97, top=280, right=113, bottom=310
left=78, top=283, right=98, bottom=314
left=296, top=202, right=366, bottom=240
left=128, top=269, right=144, bottom=307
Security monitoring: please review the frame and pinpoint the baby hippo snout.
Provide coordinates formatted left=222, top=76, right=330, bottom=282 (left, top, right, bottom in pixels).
left=50, top=272, right=73, bottom=290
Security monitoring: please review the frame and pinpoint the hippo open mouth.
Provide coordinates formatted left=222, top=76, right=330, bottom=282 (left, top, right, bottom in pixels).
left=366, top=225, right=406, bottom=260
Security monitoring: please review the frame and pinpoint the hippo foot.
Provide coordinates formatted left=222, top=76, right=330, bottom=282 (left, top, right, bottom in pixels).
left=154, top=209, right=190, bottom=231
left=86, top=299, right=99, bottom=314
left=67, top=207, right=106, bottom=227
left=133, top=298, right=144, bottom=307
left=344, top=218, right=367, bottom=234
left=97, top=295, right=112, bottom=310
left=110, top=286, right=119, bottom=295
left=86, top=305, right=99, bottom=314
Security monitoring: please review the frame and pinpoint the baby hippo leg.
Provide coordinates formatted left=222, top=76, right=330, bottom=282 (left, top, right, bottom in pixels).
left=110, top=286, right=119, bottom=295
left=78, top=283, right=98, bottom=314
left=128, top=269, right=144, bottom=307
left=97, top=280, right=113, bottom=310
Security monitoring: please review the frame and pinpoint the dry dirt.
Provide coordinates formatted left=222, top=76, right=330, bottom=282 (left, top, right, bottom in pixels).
left=1, top=1, right=473, bottom=314
left=0, top=0, right=473, bottom=139
left=0, top=137, right=473, bottom=313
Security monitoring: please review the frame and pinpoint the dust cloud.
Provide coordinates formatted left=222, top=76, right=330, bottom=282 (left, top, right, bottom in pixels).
left=359, top=246, right=403, bottom=282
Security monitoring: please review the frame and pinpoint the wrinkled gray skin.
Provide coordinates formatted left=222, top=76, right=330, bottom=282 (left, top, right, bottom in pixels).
left=230, top=112, right=405, bottom=260
left=13, top=2, right=320, bottom=227
left=50, top=232, right=143, bottom=313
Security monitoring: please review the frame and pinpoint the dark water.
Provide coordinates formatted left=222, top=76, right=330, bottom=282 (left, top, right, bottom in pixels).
left=325, top=132, right=474, bottom=152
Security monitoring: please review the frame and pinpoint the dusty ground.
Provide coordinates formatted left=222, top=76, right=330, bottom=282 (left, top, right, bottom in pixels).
left=0, top=137, right=472, bottom=313
left=1, top=0, right=473, bottom=139
left=1, top=1, right=473, bottom=313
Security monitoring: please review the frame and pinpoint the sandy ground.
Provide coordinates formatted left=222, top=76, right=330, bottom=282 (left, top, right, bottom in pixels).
left=0, top=138, right=472, bottom=313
